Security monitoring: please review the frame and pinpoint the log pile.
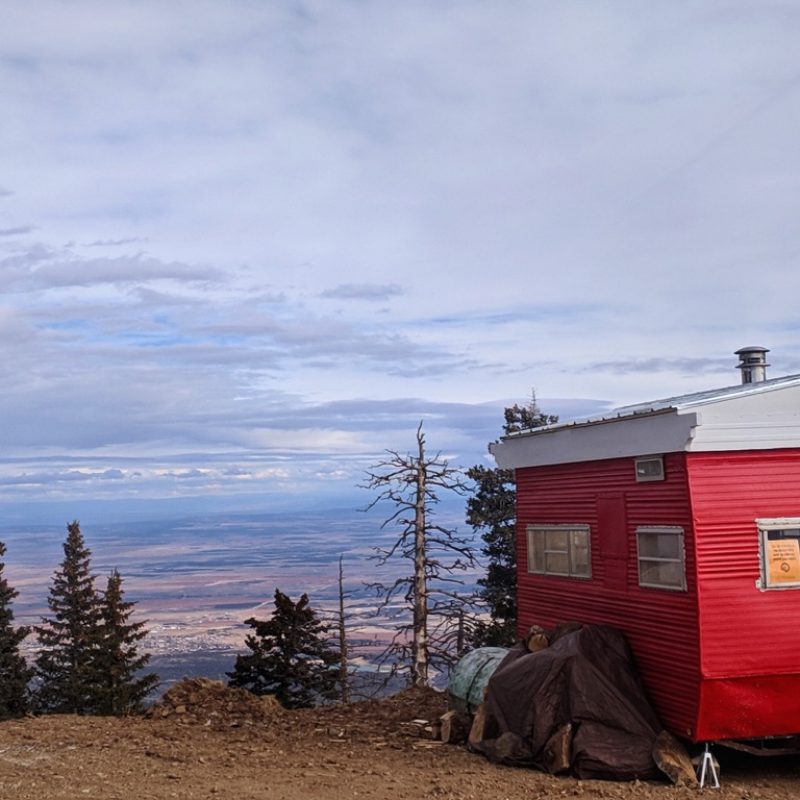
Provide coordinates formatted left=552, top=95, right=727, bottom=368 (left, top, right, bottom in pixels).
left=440, top=710, right=471, bottom=744
left=443, top=628, right=698, bottom=787
left=146, top=677, right=282, bottom=729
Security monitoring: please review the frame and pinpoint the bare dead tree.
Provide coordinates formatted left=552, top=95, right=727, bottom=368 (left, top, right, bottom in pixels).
left=336, top=555, right=351, bottom=704
left=314, top=555, right=353, bottom=703
left=361, top=421, right=478, bottom=687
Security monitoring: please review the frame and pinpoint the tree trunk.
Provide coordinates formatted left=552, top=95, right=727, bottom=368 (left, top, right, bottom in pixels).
left=337, top=555, right=350, bottom=704
left=411, top=424, right=429, bottom=688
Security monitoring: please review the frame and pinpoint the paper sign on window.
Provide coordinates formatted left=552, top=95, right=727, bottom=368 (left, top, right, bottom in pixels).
left=767, top=538, right=800, bottom=585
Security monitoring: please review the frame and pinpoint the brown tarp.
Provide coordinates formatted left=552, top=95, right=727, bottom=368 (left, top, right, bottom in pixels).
left=471, top=625, right=664, bottom=780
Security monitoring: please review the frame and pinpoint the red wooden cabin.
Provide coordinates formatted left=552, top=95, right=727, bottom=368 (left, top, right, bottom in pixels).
left=491, top=349, right=800, bottom=743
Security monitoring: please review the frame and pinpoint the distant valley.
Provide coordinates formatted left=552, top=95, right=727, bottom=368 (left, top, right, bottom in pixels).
left=2, top=505, right=482, bottom=689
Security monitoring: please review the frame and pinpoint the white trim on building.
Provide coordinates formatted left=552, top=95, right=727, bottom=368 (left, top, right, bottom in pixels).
left=491, top=374, right=800, bottom=469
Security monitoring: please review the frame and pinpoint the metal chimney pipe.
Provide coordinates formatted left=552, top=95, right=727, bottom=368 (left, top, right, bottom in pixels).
left=735, top=346, right=770, bottom=384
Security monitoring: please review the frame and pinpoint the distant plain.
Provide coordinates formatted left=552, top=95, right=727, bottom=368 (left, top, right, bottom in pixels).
left=2, top=505, right=481, bottom=686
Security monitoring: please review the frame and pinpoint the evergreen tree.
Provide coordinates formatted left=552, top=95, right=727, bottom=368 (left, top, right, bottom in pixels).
left=0, top=541, right=32, bottom=718
left=94, top=570, right=159, bottom=715
left=501, top=402, right=558, bottom=436
left=228, top=589, right=339, bottom=709
left=34, top=520, right=103, bottom=714
left=466, top=401, right=558, bottom=646
left=464, top=464, right=517, bottom=646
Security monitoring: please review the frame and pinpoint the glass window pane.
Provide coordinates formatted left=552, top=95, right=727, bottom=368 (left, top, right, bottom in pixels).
left=546, top=530, right=568, bottom=552
left=528, top=526, right=591, bottom=578
left=768, top=528, right=800, bottom=541
left=528, top=529, right=545, bottom=571
left=640, top=559, right=683, bottom=588
left=659, top=561, right=684, bottom=588
left=545, top=552, right=570, bottom=574
left=570, top=530, right=590, bottom=576
left=639, top=559, right=658, bottom=585
left=636, top=528, right=685, bottom=590
left=638, top=533, right=656, bottom=558
left=639, top=531, right=680, bottom=559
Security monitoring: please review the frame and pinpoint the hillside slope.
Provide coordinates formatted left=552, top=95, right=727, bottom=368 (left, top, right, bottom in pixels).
left=0, top=685, right=798, bottom=800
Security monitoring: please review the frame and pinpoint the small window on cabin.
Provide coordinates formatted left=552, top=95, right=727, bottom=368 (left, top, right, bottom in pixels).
left=526, top=525, right=591, bottom=578
left=757, top=519, right=800, bottom=590
left=635, top=456, right=665, bottom=482
left=636, top=527, right=686, bottom=591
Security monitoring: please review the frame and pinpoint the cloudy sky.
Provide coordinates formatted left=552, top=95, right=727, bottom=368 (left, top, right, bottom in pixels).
left=2, top=1, right=800, bottom=519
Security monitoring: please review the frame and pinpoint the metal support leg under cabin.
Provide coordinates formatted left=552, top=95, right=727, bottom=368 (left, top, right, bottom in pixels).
left=698, top=744, right=720, bottom=789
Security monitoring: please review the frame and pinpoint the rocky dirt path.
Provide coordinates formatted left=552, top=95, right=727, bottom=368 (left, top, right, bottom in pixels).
left=1, top=685, right=799, bottom=800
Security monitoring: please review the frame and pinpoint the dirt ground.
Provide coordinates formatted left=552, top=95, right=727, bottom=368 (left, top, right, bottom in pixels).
left=1, top=684, right=800, bottom=800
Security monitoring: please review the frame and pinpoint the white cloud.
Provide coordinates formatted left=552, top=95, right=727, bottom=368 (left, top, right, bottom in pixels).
left=1, top=2, right=799, bottom=509
left=0, top=225, right=35, bottom=236
left=320, top=283, right=403, bottom=301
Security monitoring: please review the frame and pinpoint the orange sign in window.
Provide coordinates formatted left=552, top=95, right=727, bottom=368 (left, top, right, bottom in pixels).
left=767, top=538, right=800, bottom=585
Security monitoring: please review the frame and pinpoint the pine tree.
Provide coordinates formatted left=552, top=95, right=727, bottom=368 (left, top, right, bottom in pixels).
left=34, top=520, right=103, bottom=714
left=228, top=589, right=340, bottom=709
left=466, top=401, right=558, bottom=646
left=464, top=464, right=517, bottom=646
left=0, top=541, right=32, bottom=718
left=94, top=570, right=159, bottom=715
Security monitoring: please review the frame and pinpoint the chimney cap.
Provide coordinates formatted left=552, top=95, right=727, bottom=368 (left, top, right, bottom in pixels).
left=735, top=345, right=770, bottom=384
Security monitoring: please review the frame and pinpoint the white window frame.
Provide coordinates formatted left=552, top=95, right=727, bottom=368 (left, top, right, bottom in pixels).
left=757, top=517, right=800, bottom=590
left=526, top=524, right=591, bottom=579
left=636, top=526, right=686, bottom=591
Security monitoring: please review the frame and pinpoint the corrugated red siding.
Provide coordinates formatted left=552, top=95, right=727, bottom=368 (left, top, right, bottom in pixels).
left=516, top=453, right=701, bottom=739
left=697, top=675, right=800, bottom=740
left=687, top=449, right=800, bottom=739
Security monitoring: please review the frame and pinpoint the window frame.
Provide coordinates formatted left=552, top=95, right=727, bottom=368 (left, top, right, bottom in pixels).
left=526, top=524, right=591, bottom=579
left=635, top=526, right=687, bottom=592
left=757, top=518, right=800, bottom=591
left=634, top=455, right=665, bottom=483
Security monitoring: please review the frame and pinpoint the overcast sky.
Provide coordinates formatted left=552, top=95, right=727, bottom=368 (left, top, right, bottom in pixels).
left=2, top=1, right=800, bottom=519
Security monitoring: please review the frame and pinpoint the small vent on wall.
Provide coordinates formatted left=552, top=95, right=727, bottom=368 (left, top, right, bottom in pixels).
left=635, top=456, right=665, bottom=482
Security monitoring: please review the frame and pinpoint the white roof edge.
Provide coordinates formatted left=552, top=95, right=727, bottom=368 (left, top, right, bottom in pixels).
left=492, top=372, right=800, bottom=469
left=491, top=410, right=697, bottom=470
left=501, top=372, right=800, bottom=443
left=501, top=405, right=676, bottom=442
left=616, top=373, right=800, bottom=415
